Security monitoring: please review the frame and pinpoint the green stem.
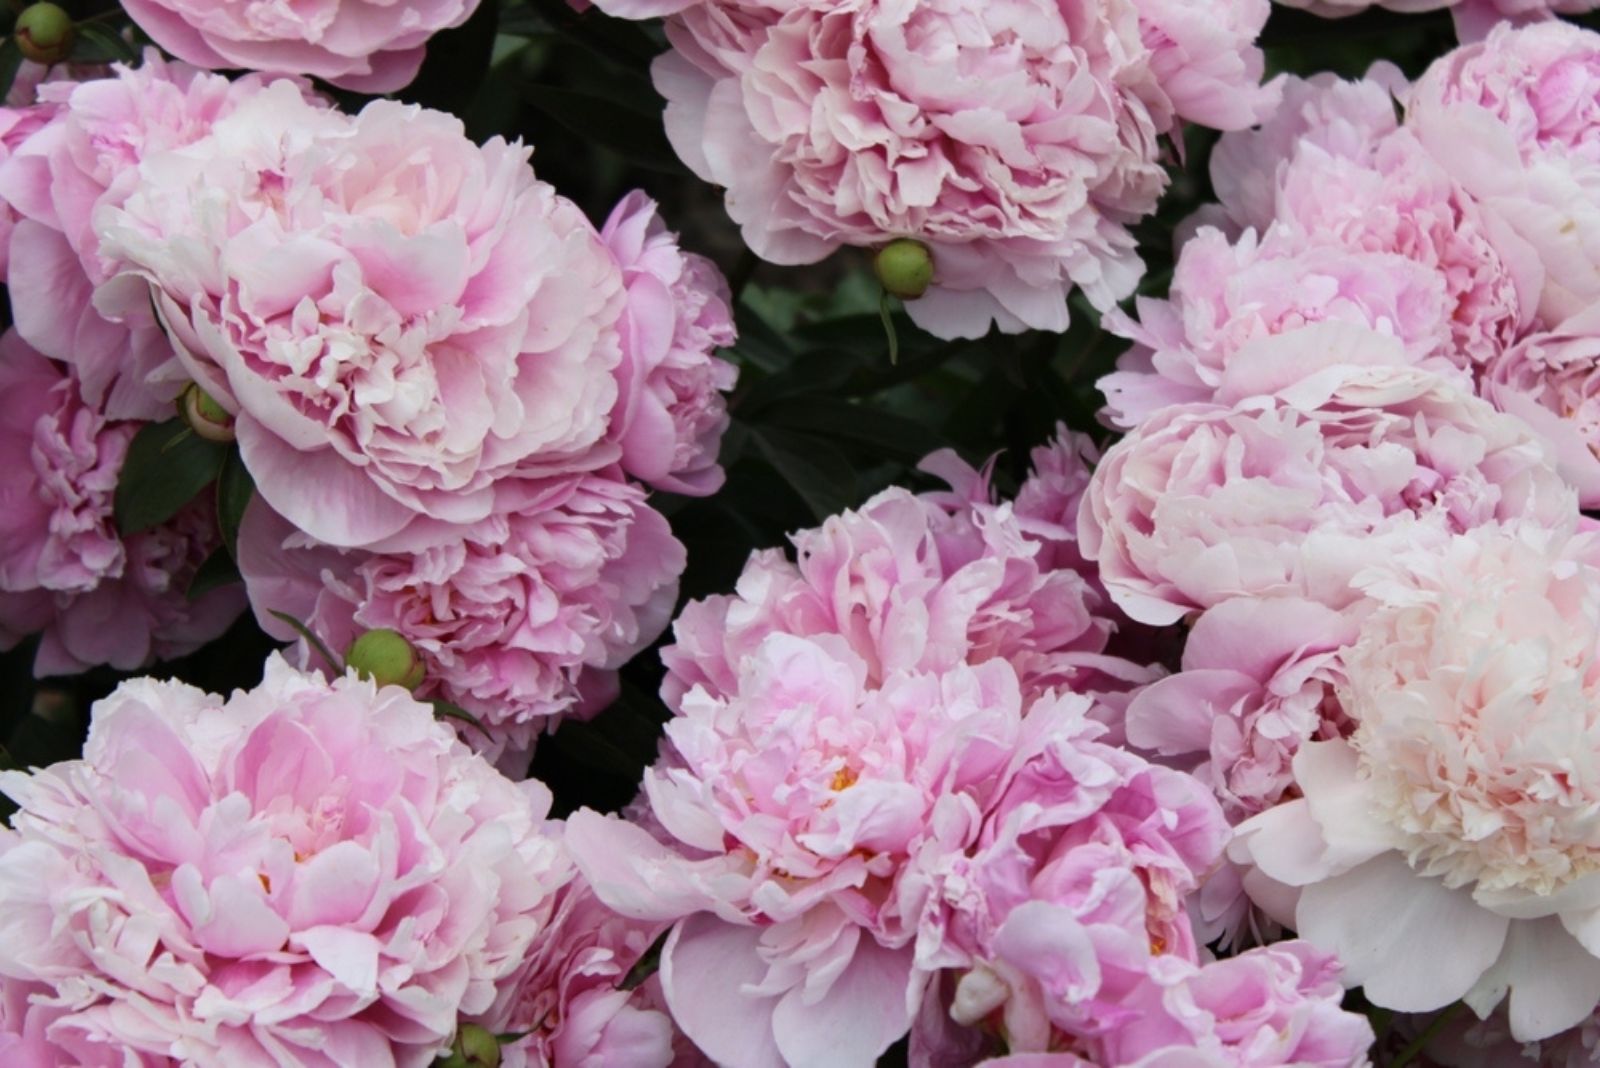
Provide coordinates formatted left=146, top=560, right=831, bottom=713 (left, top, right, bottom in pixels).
left=879, top=289, right=899, bottom=366
left=1391, top=1002, right=1466, bottom=1068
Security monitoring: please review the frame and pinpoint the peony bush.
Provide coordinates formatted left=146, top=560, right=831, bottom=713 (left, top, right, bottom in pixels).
left=5, top=2, right=1600, bottom=1066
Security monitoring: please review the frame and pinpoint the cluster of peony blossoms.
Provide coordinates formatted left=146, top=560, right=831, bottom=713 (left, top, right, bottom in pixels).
left=0, top=51, right=738, bottom=760
left=567, top=440, right=1374, bottom=1067
left=586, top=0, right=1280, bottom=341
left=1079, top=14, right=1600, bottom=1061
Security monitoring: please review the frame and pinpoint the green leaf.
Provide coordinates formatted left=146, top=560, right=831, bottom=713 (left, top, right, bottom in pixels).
left=71, top=22, right=138, bottom=64
left=186, top=547, right=241, bottom=601
left=621, top=930, right=669, bottom=991
left=430, top=700, right=492, bottom=741
left=0, top=39, right=22, bottom=105
left=115, top=419, right=229, bottom=537
left=267, top=610, right=344, bottom=676
left=523, top=84, right=684, bottom=174
left=216, top=449, right=255, bottom=561
left=749, top=426, right=862, bottom=521
left=763, top=398, right=945, bottom=463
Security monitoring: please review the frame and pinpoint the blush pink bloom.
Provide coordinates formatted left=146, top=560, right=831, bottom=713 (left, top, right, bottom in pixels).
left=119, top=0, right=483, bottom=92
left=568, top=637, right=1028, bottom=1068
left=1485, top=303, right=1600, bottom=508
left=0, top=54, right=318, bottom=422
left=1081, top=332, right=1572, bottom=626
left=662, top=453, right=1148, bottom=722
left=238, top=472, right=685, bottom=763
left=0, top=330, right=243, bottom=675
left=619, top=0, right=1273, bottom=340
left=1125, top=597, right=1359, bottom=823
left=1406, top=21, right=1600, bottom=325
left=1195, top=71, right=1541, bottom=378
left=904, top=694, right=1230, bottom=1059
left=1230, top=521, right=1600, bottom=1042
left=1101, top=228, right=1465, bottom=429
left=479, top=875, right=676, bottom=1068
left=98, top=84, right=628, bottom=550
left=0, top=656, right=573, bottom=1066
left=1080, top=943, right=1374, bottom=1068
left=599, top=191, right=737, bottom=497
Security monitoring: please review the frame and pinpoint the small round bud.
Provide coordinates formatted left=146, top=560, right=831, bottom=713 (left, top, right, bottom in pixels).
left=178, top=383, right=236, bottom=443
left=873, top=238, right=934, bottom=300
left=345, top=629, right=425, bottom=691
left=441, top=1025, right=501, bottom=1068
left=14, top=4, right=73, bottom=65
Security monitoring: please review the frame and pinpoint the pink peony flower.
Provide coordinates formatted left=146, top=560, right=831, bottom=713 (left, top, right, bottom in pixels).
left=1101, top=227, right=1466, bottom=429
left=1485, top=303, right=1600, bottom=508
left=0, top=655, right=573, bottom=1066
left=0, top=330, right=243, bottom=675
left=238, top=471, right=685, bottom=762
left=1082, top=942, right=1375, bottom=1068
left=569, top=636, right=1029, bottom=1067
left=97, top=84, right=628, bottom=550
left=1230, top=521, right=1600, bottom=1042
left=478, top=874, right=676, bottom=1068
left=904, top=694, right=1231, bottom=1058
left=599, top=191, right=737, bottom=497
left=614, top=0, right=1273, bottom=340
left=119, top=0, right=483, bottom=92
left=1194, top=70, right=1542, bottom=380
left=1406, top=21, right=1600, bottom=324
left=662, top=452, right=1146, bottom=720
left=1081, top=333, right=1572, bottom=626
left=1124, top=597, right=1359, bottom=822
left=0, top=54, right=319, bottom=422
left=1270, top=0, right=1599, bottom=41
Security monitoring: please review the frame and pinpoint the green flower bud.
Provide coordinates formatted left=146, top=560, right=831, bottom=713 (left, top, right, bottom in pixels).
left=873, top=238, right=934, bottom=300
left=345, top=628, right=425, bottom=691
left=178, top=382, right=237, bottom=443
left=439, top=1025, right=501, bottom=1068
left=14, top=4, right=73, bottom=65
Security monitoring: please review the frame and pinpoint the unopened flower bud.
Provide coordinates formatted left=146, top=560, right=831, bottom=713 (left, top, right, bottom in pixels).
left=345, top=628, right=425, bottom=691
left=873, top=238, right=934, bottom=300
left=179, top=383, right=236, bottom=443
left=14, top=3, right=73, bottom=65
left=439, top=1025, right=501, bottom=1068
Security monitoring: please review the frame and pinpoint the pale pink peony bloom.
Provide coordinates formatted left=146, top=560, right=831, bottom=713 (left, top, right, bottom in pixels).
left=663, top=453, right=1147, bottom=720
left=1125, top=597, right=1359, bottom=823
left=1101, top=227, right=1467, bottom=429
left=599, top=191, right=737, bottom=497
left=1270, top=0, right=1599, bottom=40
left=237, top=472, right=685, bottom=762
left=569, top=636, right=1028, bottom=1067
left=1081, top=943, right=1375, bottom=1068
left=1230, top=521, right=1600, bottom=1042
left=1406, top=21, right=1600, bottom=324
left=904, top=693, right=1230, bottom=1059
left=1485, top=303, right=1600, bottom=508
left=0, top=79, right=60, bottom=282
left=119, top=0, right=483, bottom=92
left=98, top=84, right=628, bottom=550
left=0, top=330, right=243, bottom=675
left=624, top=0, right=1273, bottom=340
left=0, top=54, right=319, bottom=422
left=0, top=656, right=573, bottom=1066
left=1081, top=332, right=1572, bottom=626
left=479, top=875, right=676, bottom=1068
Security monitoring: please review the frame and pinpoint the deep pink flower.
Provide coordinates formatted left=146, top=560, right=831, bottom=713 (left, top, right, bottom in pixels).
left=119, top=0, right=483, bottom=92
left=0, top=330, right=242, bottom=674
left=605, top=0, right=1273, bottom=340
left=0, top=657, right=573, bottom=1066
left=599, top=191, right=737, bottom=497
left=238, top=472, right=685, bottom=762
